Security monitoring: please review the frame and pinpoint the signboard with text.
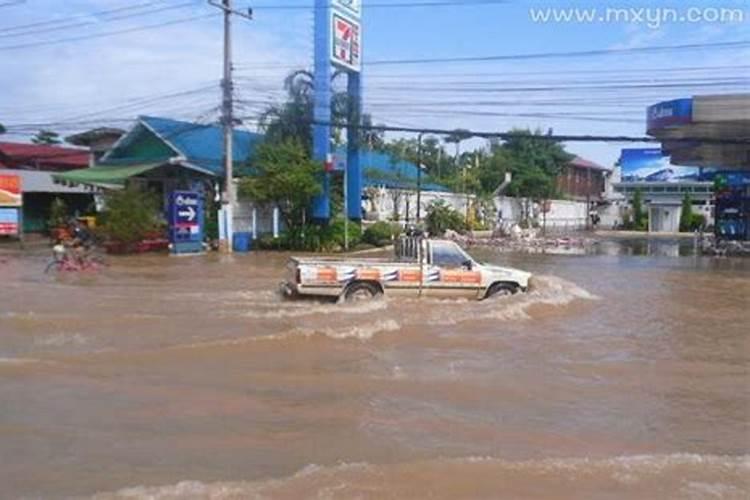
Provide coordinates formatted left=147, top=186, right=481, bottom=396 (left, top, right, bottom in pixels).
left=332, top=0, right=361, bottom=17
left=0, top=207, right=20, bottom=236
left=646, top=98, right=693, bottom=133
left=331, top=12, right=361, bottom=72
left=0, top=174, right=22, bottom=206
left=168, top=191, right=203, bottom=253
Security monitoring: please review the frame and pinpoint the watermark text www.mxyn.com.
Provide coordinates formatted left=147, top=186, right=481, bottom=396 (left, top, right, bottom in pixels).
left=529, top=6, right=746, bottom=29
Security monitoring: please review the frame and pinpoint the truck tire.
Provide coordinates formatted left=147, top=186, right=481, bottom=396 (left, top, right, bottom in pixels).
left=344, top=281, right=381, bottom=302
left=485, top=282, right=519, bottom=299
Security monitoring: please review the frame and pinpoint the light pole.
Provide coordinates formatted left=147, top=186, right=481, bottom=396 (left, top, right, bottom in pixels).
left=416, top=132, right=423, bottom=223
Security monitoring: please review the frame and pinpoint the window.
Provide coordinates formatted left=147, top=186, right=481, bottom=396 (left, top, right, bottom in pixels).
left=432, top=242, right=471, bottom=267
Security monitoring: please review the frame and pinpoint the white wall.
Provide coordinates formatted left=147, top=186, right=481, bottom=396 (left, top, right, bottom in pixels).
left=365, top=186, right=471, bottom=223
left=542, top=199, right=589, bottom=231
left=649, top=205, right=682, bottom=233
left=234, top=201, right=280, bottom=238
left=367, top=187, right=589, bottom=231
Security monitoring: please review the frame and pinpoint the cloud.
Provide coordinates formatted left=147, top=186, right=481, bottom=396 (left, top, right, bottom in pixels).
left=0, top=2, right=310, bottom=138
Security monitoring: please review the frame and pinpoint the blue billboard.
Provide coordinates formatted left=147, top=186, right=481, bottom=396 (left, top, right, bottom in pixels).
left=619, top=148, right=709, bottom=183
left=646, top=98, right=693, bottom=133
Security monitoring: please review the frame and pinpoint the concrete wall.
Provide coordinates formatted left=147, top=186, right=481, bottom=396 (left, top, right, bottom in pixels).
left=494, top=197, right=588, bottom=231
left=366, top=187, right=589, bottom=232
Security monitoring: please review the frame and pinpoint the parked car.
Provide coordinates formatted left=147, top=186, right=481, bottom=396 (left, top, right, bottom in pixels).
left=281, top=236, right=532, bottom=302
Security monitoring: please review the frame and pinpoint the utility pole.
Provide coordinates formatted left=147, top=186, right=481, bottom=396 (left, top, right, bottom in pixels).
left=209, top=0, right=252, bottom=252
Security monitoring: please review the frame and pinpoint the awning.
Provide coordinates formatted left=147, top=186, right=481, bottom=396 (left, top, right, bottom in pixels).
left=52, top=163, right=163, bottom=188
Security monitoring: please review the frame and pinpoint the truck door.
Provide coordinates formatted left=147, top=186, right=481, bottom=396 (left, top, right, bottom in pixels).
left=424, top=241, right=482, bottom=299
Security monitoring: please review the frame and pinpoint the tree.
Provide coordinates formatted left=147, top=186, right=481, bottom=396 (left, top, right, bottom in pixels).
left=477, top=129, right=573, bottom=225
left=425, top=200, right=466, bottom=236
left=360, top=113, right=385, bottom=150
left=476, top=144, right=511, bottom=195
left=31, top=129, right=62, bottom=145
left=632, top=188, right=647, bottom=230
left=100, top=187, right=160, bottom=244
left=502, top=129, right=572, bottom=194
left=238, top=139, right=322, bottom=229
left=444, top=128, right=472, bottom=175
left=679, top=193, right=692, bottom=232
left=0, top=123, right=6, bottom=134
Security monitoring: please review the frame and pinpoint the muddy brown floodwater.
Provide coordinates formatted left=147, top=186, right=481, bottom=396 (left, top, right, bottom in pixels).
left=0, top=242, right=748, bottom=499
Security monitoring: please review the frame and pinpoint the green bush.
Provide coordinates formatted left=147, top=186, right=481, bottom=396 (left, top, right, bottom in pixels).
left=362, top=221, right=401, bottom=246
left=425, top=200, right=466, bottom=236
left=256, top=233, right=285, bottom=250
left=327, top=217, right=362, bottom=250
left=688, top=213, right=706, bottom=231
left=272, top=219, right=362, bottom=252
left=100, top=187, right=161, bottom=244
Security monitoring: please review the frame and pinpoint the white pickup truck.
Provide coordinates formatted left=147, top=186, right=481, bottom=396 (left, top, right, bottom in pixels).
left=281, top=237, right=532, bottom=302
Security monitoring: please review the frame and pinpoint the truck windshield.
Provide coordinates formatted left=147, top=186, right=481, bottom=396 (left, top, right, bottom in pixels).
left=432, top=242, right=473, bottom=267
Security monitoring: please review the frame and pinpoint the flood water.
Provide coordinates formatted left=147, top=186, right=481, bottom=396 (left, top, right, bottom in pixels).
left=1, top=240, right=748, bottom=499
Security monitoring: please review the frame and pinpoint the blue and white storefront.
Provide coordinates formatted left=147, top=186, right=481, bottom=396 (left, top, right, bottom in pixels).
left=614, top=94, right=750, bottom=238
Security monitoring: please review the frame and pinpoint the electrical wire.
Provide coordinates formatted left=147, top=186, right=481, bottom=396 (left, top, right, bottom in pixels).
left=0, top=12, right=218, bottom=51
left=0, top=1, right=201, bottom=39
left=251, top=0, right=510, bottom=10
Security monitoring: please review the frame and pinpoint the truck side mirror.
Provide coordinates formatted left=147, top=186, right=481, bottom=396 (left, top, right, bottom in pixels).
left=463, top=260, right=473, bottom=270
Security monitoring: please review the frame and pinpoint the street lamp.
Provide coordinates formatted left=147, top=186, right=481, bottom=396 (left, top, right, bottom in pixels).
left=416, top=132, right=423, bottom=223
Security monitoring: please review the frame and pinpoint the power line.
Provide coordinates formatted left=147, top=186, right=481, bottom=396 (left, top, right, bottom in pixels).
left=373, top=108, right=644, bottom=124
left=359, top=64, right=750, bottom=80
left=364, top=80, right=750, bottom=94
left=362, top=76, right=748, bottom=87
left=0, top=12, right=218, bottom=51
left=0, top=0, right=25, bottom=9
left=0, top=1, right=166, bottom=32
left=233, top=40, right=750, bottom=71
left=366, top=40, right=750, bottom=65
left=300, top=119, right=750, bottom=145
left=0, top=1, right=201, bottom=39
left=1, top=84, right=220, bottom=131
left=252, top=0, right=510, bottom=10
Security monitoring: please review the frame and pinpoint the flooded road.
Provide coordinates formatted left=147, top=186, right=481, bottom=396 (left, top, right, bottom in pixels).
left=1, top=243, right=748, bottom=499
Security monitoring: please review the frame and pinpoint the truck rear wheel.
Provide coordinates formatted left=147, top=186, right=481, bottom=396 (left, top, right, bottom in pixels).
left=486, top=282, right=519, bottom=299
left=344, top=282, right=381, bottom=302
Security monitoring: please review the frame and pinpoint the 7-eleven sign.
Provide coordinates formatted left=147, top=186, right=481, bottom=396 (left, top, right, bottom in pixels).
left=331, top=13, right=361, bottom=72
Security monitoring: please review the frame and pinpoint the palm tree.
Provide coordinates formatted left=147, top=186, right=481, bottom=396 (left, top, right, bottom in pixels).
left=443, top=128, right=471, bottom=178
left=258, top=69, right=350, bottom=154
left=360, top=113, right=385, bottom=150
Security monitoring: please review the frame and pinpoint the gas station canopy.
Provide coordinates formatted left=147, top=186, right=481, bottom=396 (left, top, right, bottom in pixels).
left=647, top=94, right=750, bottom=169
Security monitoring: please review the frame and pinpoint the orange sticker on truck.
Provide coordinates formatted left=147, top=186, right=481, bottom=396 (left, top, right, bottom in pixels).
left=316, top=267, right=337, bottom=282
left=398, top=269, right=422, bottom=282
left=441, top=270, right=481, bottom=284
left=356, top=268, right=381, bottom=281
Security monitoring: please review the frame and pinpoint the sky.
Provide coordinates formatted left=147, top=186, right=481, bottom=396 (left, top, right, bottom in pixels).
left=0, top=0, right=748, bottom=167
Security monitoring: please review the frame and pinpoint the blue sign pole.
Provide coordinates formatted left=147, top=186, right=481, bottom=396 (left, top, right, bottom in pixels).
left=311, top=0, right=332, bottom=221
left=347, top=71, right=362, bottom=220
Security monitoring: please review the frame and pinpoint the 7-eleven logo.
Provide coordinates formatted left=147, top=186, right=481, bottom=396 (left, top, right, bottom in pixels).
left=332, top=13, right=360, bottom=69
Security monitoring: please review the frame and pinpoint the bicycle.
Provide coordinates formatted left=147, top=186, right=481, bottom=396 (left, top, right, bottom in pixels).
left=44, top=243, right=106, bottom=274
